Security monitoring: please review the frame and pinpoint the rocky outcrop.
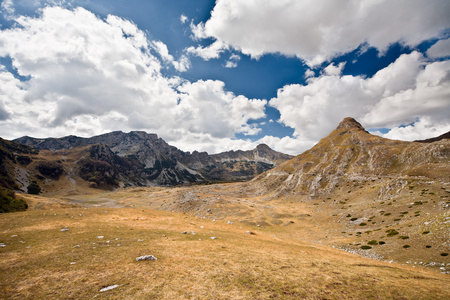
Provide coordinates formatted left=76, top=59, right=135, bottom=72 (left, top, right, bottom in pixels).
left=13, top=131, right=293, bottom=188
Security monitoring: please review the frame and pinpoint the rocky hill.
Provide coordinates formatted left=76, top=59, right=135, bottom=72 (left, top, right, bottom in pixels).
left=10, top=131, right=292, bottom=191
left=248, top=117, right=449, bottom=198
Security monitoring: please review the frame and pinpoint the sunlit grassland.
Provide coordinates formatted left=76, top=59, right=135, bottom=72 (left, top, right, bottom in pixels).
left=1, top=199, right=449, bottom=299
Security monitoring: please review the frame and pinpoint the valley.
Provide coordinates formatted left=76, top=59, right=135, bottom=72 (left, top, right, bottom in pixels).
left=1, top=117, right=449, bottom=299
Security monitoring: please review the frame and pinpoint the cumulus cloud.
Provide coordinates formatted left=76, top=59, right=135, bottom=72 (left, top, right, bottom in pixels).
left=380, top=117, right=450, bottom=141
left=186, top=40, right=228, bottom=60
left=152, top=40, right=190, bottom=72
left=427, top=38, right=450, bottom=58
left=180, top=14, right=188, bottom=24
left=270, top=51, right=450, bottom=145
left=1, top=0, right=15, bottom=16
left=224, top=53, right=240, bottom=68
left=0, top=6, right=265, bottom=153
left=192, top=0, right=450, bottom=65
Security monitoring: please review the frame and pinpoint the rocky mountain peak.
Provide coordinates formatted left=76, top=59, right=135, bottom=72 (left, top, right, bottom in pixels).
left=255, top=144, right=271, bottom=151
left=336, top=117, right=365, bottom=131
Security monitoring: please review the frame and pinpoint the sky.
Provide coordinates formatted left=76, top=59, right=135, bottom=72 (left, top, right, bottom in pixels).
left=0, top=0, right=449, bottom=155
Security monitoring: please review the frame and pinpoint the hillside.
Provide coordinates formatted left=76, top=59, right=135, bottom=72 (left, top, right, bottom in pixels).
left=248, top=117, right=449, bottom=198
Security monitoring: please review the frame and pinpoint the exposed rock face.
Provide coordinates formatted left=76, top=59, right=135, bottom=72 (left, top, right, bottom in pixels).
left=13, top=131, right=293, bottom=187
left=249, top=117, right=450, bottom=198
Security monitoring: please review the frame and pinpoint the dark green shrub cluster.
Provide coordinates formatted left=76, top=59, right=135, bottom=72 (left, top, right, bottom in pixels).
left=403, top=245, right=411, bottom=249
left=0, top=187, right=28, bottom=213
left=367, top=240, right=378, bottom=245
left=441, top=253, right=449, bottom=257
left=361, top=245, right=372, bottom=250
left=386, top=229, right=399, bottom=237
left=399, top=236, right=409, bottom=240
left=27, top=181, right=41, bottom=195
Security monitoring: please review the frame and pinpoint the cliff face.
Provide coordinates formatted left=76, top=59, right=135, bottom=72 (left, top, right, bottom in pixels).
left=13, top=131, right=293, bottom=188
left=249, top=117, right=450, bottom=198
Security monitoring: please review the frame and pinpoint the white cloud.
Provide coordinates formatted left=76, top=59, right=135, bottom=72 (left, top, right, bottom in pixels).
left=381, top=117, right=450, bottom=141
left=186, top=40, right=228, bottom=60
left=180, top=14, right=188, bottom=24
left=0, top=6, right=265, bottom=153
left=193, top=0, right=450, bottom=65
left=224, top=53, right=240, bottom=68
left=323, top=62, right=346, bottom=76
left=270, top=51, right=450, bottom=145
left=1, top=0, right=15, bottom=16
left=152, top=40, right=190, bottom=72
left=427, top=38, right=450, bottom=58
left=176, top=80, right=266, bottom=138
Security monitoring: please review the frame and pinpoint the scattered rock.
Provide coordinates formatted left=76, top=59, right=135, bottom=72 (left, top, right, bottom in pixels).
left=0, top=243, right=6, bottom=247
left=99, top=285, right=119, bottom=292
left=136, top=255, right=157, bottom=261
left=211, top=237, right=217, bottom=240
left=60, top=228, right=69, bottom=232
left=97, top=236, right=104, bottom=239
left=182, top=231, right=188, bottom=234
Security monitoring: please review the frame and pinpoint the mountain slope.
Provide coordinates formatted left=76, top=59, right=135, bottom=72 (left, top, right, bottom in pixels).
left=249, top=117, right=449, bottom=198
left=12, top=131, right=292, bottom=189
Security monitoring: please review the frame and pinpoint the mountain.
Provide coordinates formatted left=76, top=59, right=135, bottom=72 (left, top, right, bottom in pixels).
left=11, top=131, right=292, bottom=190
left=248, top=117, right=449, bottom=198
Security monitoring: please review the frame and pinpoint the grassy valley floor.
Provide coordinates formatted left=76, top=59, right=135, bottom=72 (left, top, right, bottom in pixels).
left=1, top=188, right=449, bottom=299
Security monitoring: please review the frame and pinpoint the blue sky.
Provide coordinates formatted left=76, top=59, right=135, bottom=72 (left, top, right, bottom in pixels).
left=0, top=0, right=449, bottom=155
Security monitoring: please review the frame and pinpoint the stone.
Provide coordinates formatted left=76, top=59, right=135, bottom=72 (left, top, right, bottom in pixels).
left=60, top=228, right=69, bottom=232
left=136, top=255, right=157, bottom=261
left=99, top=285, right=119, bottom=292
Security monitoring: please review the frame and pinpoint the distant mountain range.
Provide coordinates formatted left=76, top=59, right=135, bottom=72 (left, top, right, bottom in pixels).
left=4, top=131, right=292, bottom=193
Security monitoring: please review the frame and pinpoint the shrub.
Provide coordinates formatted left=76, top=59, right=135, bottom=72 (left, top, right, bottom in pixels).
left=425, top=245, right=432, bottom=248
left=379, top=241, right=386, bottom=245
left=399, top=236, right=409, bottom=240
left=350, top=217, right=358, bottom=221
left=367, top=240, right=378, bottom=245
left=27, top=181, right=41, bottom=195
left=359, top=223, right=367, bottom=226
left=403, top=245, right=410, bottom=249
left=361, top=245, right=372, bottom=250
left=441, top=253, right=449, bottom=257
left=0, top=188, right=28, bottom=213
left=386, top=229, right=399, bottom=237
left=422, top=231, right=430, bottom=234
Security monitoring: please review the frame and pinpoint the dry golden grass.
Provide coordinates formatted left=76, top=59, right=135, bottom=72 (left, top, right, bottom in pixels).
left=1, top=192, right=450, bottom=299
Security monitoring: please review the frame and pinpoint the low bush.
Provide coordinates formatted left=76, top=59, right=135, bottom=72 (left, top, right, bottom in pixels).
left=386, top=229, right=399, bottom=237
